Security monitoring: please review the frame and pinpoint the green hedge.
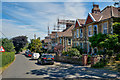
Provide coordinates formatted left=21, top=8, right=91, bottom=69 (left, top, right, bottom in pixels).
left=0, top=52, right=15, bottom=67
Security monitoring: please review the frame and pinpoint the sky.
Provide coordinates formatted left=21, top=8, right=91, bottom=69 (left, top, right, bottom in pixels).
left=1, top=0, right=115, bottom=41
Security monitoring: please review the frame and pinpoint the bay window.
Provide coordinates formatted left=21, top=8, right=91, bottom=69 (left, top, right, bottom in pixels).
left=80, top=29, right=83, bottom=38
left=77, top=29, right=79, bottom=38
left=88, top=25, right=92, bottom=37
left=103, top=22, right=107, bottom=34
left=93, top=25, right=97, bottom=35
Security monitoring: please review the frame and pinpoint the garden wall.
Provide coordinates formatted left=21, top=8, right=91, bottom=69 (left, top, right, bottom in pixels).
left=55, top=56, right=82, bottom=65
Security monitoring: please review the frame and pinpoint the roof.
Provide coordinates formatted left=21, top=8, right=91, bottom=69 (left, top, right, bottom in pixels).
left=57, top=25, right=74, bottom=37
left=86, top=6, right=120, bottom=24
left=50, top=32, right=57, bottom=39
left=77, top=19, right=85, bottom=26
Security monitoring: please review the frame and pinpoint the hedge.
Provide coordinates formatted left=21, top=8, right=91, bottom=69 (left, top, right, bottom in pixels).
left=0, top=52, right=15, bottom=67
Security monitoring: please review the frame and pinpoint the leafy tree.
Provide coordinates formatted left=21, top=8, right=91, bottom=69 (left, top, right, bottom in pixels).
left=113, top=22, right=120, bottom=42
left=100, top=34, right=120, bottom=55
left=89, top=33, right=107, bottom=48
left=28, top=38, right=42, bottom=53
left=1, top=38, right=15, bottom=52
left=12, top=36, right=28, bottom=53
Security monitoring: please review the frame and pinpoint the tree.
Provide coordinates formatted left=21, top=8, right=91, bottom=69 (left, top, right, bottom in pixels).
left=113, top=22, right=120, bottom=42
left=28, top=38, right=42, bottom=53
left=89, top=33, right=107, bottom=48
left=1, top=38, right=15, bottom=52
left=12, top=36, right=28, bottom=53
left=100, top=34, right=120, bottom=55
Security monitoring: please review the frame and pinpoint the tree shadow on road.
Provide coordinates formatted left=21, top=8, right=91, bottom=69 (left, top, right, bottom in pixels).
left=26, top=65, right=120, bottom=79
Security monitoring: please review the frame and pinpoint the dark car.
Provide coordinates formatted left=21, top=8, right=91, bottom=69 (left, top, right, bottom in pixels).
left=37, top=54, right=54, bottom=65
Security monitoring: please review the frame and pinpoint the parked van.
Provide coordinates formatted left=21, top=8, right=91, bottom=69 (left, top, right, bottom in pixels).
left=31, top=53, right=40, bottom=59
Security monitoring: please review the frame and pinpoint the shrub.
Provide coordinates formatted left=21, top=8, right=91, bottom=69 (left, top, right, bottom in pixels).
left=0, top=52, right=15, bottom=67
left=91, top=59, right=107, bottom=68
left=75, top=46, right=84, bottom=55
left=62, top=51, right=68, bottom=56
left=115, top=53, right=120, bottom=61
left=87, top=55, right=91, bottom=64
left=68, top=48, right=81, bottom=57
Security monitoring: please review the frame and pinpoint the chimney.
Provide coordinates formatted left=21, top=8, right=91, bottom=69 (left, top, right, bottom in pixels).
left=92, top=4, right=100, bottom=14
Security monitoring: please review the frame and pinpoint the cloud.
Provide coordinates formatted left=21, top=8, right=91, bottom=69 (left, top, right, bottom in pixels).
left=2, top=2, right=88, bottom=40
left=2, top=19, right=47, bottom=40
left=2, top=0, right=114, bottom=2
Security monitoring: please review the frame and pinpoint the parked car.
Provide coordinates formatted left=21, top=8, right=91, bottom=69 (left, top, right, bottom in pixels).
left=37, top=54, right=54, bottom=65
left=27, top=52, right=33, bottom=57
left=31, top=53, right=40, bottom=59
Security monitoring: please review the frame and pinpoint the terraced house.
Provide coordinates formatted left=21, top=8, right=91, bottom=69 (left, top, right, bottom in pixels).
left=56, top=25, right=74, bottom=51
left=72, top=19, right=86, bottom=49
left=72, top=4, right=120, bottom=54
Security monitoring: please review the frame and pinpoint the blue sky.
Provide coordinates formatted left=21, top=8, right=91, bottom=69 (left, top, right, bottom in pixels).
left=2, top=1, right=115, bottom=40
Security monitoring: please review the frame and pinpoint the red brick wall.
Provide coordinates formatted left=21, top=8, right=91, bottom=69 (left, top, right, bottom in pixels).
left=85, top=15, right=93, bottom=24
left=75, top=21, right=79, bottom=28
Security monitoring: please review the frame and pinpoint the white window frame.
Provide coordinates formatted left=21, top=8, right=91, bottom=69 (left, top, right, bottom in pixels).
left=103, top=22, right=108, bottom=34
left=80, top=42, right=83, bottom=48
left=68, top=39, right=71, bottom=45
left=80, top=29, right=83, bottom=38
left=88, top=43, right=92, bottom=53
left=93, top=25, right=98, bottom=35
left=76, top=29, right=79, bottom=38
left=88, top=25, right=92, bottom=37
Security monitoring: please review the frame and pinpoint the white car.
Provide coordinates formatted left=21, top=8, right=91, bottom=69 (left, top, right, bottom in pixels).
left=31, top=53, right=40, bottom=59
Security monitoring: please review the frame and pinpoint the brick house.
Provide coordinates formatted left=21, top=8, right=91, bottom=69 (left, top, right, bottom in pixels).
left=72, top=19, right=86, bottom=50
left=56, top=25, right=74, bottom=51
left=85, top=4, right=120, bottom=54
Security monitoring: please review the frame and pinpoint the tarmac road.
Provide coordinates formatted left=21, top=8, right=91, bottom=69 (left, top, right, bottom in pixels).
left=2, top=53, right=120, bottom=79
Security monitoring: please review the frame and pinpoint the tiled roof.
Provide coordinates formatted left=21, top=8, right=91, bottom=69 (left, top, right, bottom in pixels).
left=57, top=25, right=74, bottom=37
left=77, top=19, right=85, bottom=25
left=90, top=6, right=120, bottom=22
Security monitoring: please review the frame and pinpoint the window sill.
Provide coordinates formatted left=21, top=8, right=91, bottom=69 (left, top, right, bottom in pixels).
left=88, top=35, right=92, bottom=37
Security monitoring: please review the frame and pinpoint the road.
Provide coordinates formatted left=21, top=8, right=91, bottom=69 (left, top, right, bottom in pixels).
left=2, top=53, right=120, bottom=79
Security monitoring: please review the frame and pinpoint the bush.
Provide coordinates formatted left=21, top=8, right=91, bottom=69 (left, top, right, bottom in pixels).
left=75, top=46, right=84, bottom=55
left=91, top=59, right=107, bottom=68
left=68, top=48, right=81, bottom=57
left=0, top=52, right=15, bottom=67
left=115, top=53, right=120, bottom=61
left=62, top=51, right=68, bottom=56
left=87, top=55, right=91, bottom=64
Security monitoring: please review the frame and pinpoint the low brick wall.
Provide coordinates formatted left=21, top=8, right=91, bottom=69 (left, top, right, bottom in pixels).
left=55, top=56, right=82, bottom=65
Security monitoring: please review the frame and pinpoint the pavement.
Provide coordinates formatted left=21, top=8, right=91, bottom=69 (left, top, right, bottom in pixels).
left=1, top=53, right=120, bottom=79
